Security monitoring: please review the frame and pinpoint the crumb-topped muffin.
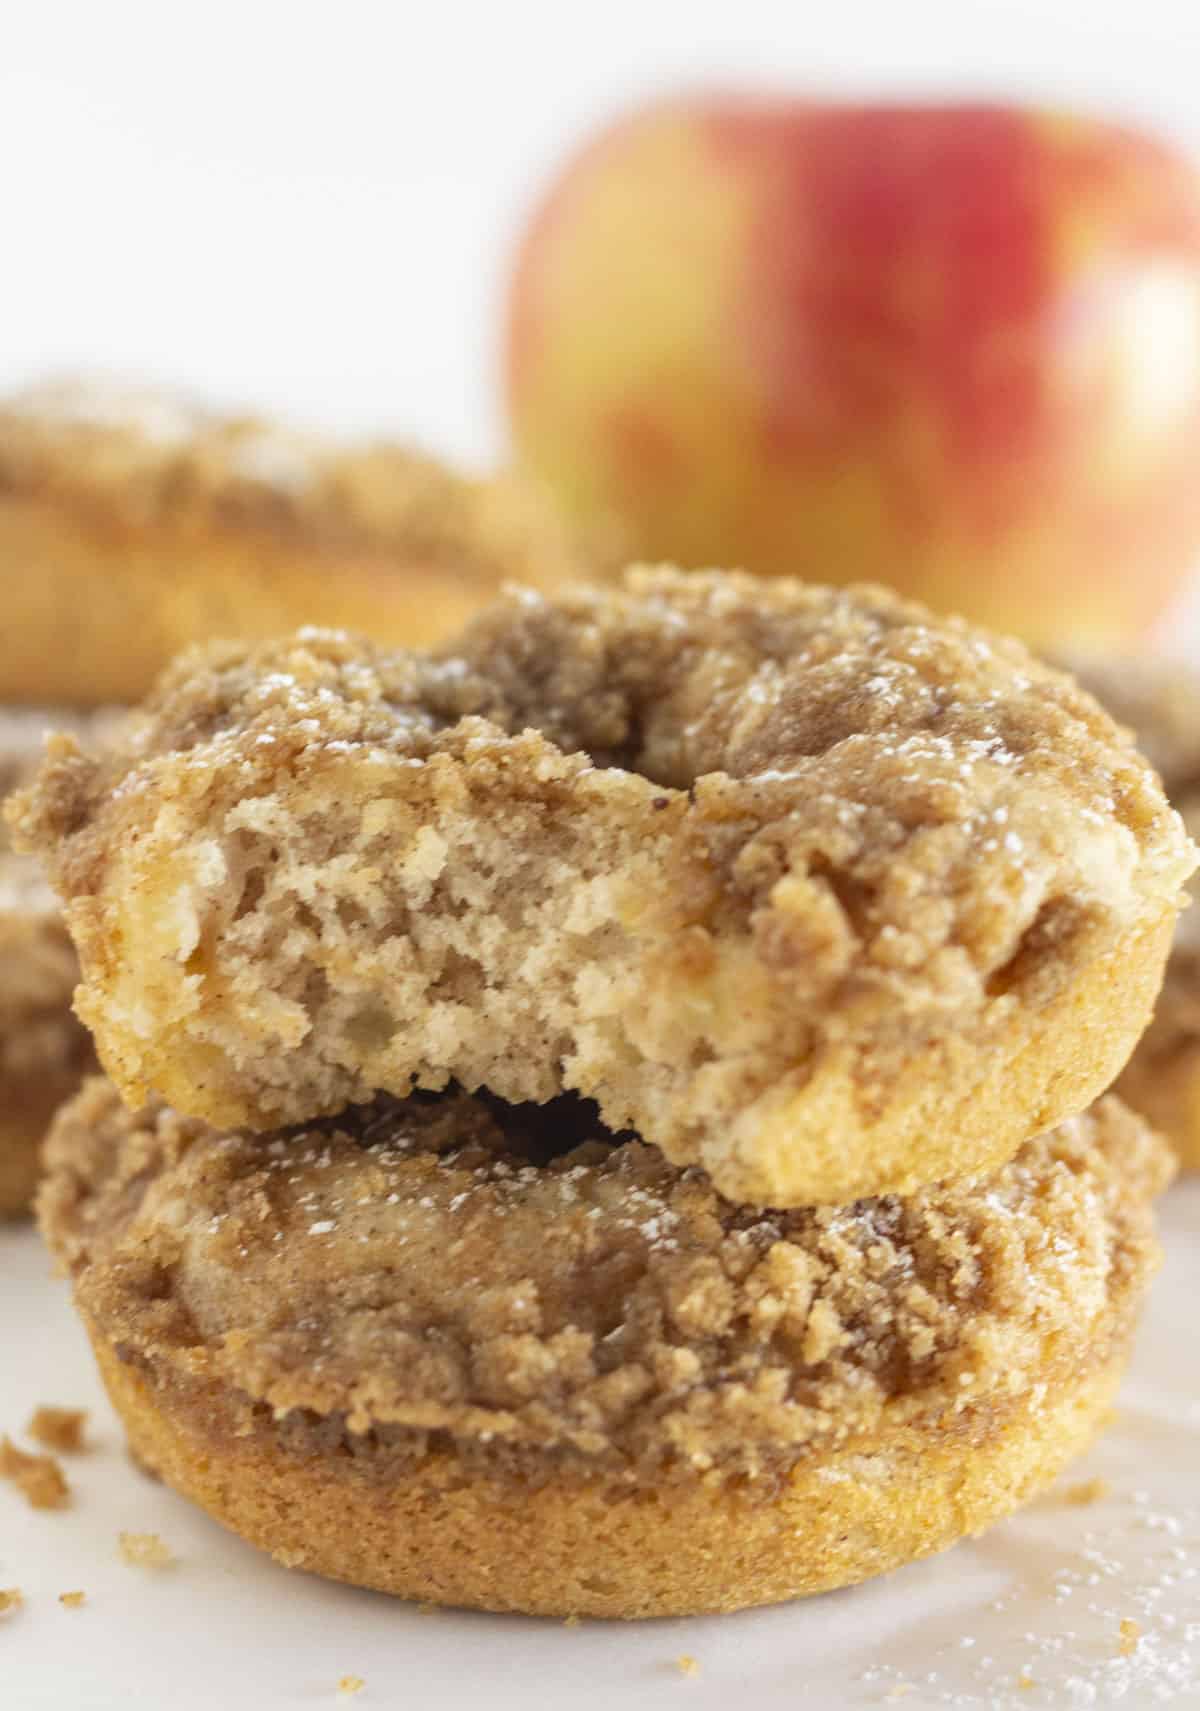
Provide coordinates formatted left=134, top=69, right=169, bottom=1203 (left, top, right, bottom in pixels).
left=40, top=1079, right=1172, bottom=1617
left=0, top=856, right=93, bottom=1215
left=1059, top=651, right=1200, bottom=1167
left=1055, top=653, right=1200, bottom=798
left=0, top=708, right=118, bottom=1213
left=14, top=569, right=1194, bottom=1206
left=0, top=378, right=595, bottom=706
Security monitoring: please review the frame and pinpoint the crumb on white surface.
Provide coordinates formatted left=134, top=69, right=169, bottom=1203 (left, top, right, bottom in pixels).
left=0, top=1587, right=23, bottom=1615
left=1119, top=1617, right=1142, bottom=1656
left=0, top=1435, right=70, bottom=1509
left=28, top=1406, right=88, bottom=1453
left=1062, top=1476, right=1111, bottom=1506
left=337, top=1677, right=365, bottom=1698
left=58, top=1590, right=86, bottom=1609
left=674, top=1655, right=700, bottom=1679
left=118, top=1530, right=174, bottom=1569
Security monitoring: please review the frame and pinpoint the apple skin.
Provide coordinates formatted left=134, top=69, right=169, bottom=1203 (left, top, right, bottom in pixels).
left=505, top=98, right=1200, bottom=646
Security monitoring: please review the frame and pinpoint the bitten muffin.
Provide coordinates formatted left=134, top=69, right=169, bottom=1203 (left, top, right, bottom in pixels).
left=0, top=378, right=595, bottom=706
left=40, top=1080, right=1171, bottom=1618
left=13, top=570, right=1194, bottom=1206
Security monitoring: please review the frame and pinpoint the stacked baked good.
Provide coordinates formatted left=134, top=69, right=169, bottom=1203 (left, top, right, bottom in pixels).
left=0, top=709, right=124, bottom=1213
left=0, top=377, right=588, bottom=1210
left=14, top=569, right=1194, bottom=1617
left=1053, top=652, right=1200, bottom=1168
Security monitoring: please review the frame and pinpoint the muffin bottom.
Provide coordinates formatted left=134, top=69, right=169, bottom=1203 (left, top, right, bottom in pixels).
left=93, top=1330, right=1129, bottom=1620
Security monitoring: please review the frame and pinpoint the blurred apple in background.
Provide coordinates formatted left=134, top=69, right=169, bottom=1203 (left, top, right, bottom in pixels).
left=505, top=98, right=1200, bottom=647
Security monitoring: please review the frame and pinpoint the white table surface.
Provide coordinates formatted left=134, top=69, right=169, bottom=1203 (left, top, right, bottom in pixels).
left=2, top=1181, right=1198, bottom=1711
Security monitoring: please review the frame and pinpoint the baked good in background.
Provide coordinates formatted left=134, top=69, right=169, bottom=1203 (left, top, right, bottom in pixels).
left=0, top=710, right=122, bottom=1213
left=1057, top=651, right=1200, bottom=1167
left=40, top=1079, right=1171, bottom=1619
left=13, top=569, right=1193, bottom=1207
left=0, top=855, right=93, bottom=1215
left=0, top=378, right=597, bottom=706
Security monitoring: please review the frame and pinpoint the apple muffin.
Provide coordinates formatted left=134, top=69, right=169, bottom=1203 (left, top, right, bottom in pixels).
left=0, top=709, right=120, bottom=1213
left=14, top=569, right=1194, bottom=1206
left=0, top=377, right=597, bottom=707
left=1060, top=650, right=1200, bottom=1166
left=0, top=860, right=94, bottom=1215
left=39, top=1078, right=1172, bottom=1617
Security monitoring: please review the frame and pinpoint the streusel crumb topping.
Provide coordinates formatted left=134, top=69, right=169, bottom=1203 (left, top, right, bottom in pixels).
left=0, top=378, right=597, bottom=590
left=42, top=1079, right=1170, bottom=1480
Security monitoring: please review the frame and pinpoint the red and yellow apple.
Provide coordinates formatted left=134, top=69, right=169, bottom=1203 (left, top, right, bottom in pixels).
left=505, top=98, right=1200, bottom=645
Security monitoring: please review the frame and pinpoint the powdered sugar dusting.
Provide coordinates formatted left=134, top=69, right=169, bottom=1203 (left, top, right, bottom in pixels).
left=859, top=1478, right=1200, bottom=1705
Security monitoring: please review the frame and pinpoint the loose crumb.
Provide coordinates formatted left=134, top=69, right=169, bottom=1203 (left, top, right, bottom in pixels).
left=272, top=1546, right=307, bottom=1569
left=337, top=1678, right=365, bottom=1699
left=416, top=1602, right=436, bottom=1616
left=1018, top=1675, right=1035, bottom=1692
left=0, top=1436, right=70, bottom=1509
left=58, top=1590, right=86, bottom=1609
left=118, top=1530, right=174, bottom=1569
left=28, top=1406, right=88, bottom=1453
left=0, top=1588, right=23, bottom=1615
left=563, top=1613, right=581, bottom=1628
left=1063, top=1476, right=1111, bottom=1507
left=1119, top=1617, right=1142, bottom=1656
left=675, top=1655, right=701, bottom=1679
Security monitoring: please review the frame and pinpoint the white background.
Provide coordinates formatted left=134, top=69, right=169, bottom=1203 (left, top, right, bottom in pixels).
left=2, top=0, right=1200, bottom=464
left=3, top=5, right=1200, bottom=1706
